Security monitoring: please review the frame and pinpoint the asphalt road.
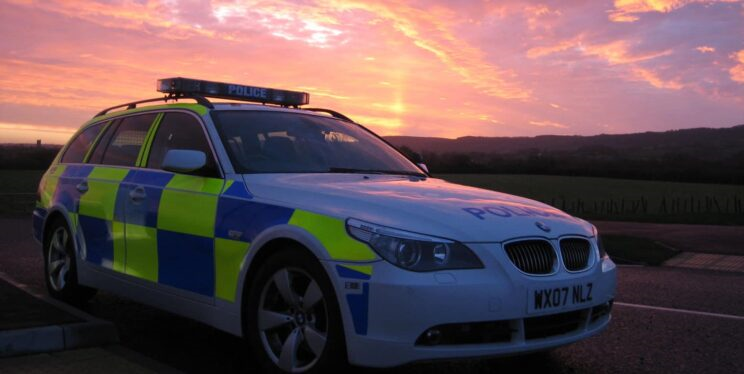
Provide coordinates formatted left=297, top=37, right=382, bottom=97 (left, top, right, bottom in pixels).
left=2, top=217, right=743, bottom=373
left=595, top=220, right=744, bottom=256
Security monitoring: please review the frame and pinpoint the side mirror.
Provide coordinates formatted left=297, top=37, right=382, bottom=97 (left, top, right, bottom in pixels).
left=411, top=152, right=428, bottom=173
left=162, top=149, right=206, bottom=174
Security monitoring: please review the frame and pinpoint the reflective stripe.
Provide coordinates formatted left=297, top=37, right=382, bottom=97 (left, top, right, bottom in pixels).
left=214, top=237, right=250, bottom=302
left=336, top=264, right=372, bottom=280
left=157, top=230, right=214, bottom=296
left=112, top=220, right=126, bottom=272
left=340, top=264, right=373, bottom=276
left=68, top=212, right=79, bottom=233
left=78, top=167, right=130, bottom=221
left=39, top=164, right=66, bottom=208
left=220, top=179, right=235, bottom=194
left=124, top=223, right=158, bottom=281
left=166, top=174, right=223, bottom=194
left=289, top=210, right=376, bottom=261
left=157, top=175, right=223, bottom=237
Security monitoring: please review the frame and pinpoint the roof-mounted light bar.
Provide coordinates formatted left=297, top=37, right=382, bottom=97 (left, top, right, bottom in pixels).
left=157, top=77, right=310, bottom=107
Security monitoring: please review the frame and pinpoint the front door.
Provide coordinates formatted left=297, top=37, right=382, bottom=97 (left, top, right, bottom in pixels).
left=127, top=111, right=223, bottom=301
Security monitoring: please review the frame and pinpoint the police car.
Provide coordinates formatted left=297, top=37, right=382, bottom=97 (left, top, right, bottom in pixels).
left=33, top=78, right=616, bottom=372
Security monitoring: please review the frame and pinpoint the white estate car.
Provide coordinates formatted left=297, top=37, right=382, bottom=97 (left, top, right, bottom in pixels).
left=33, top=78, right=616, bottom=372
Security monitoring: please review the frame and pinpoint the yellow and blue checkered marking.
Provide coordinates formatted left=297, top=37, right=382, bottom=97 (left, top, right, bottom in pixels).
left=39, top=164, right=377, bottom=307
left=336, top=264, right=373, bottom=335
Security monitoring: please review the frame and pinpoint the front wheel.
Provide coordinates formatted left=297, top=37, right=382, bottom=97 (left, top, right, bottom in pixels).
left=246, top=247, right=347, bottom=373
left=43, top=218, right=96, bottom=304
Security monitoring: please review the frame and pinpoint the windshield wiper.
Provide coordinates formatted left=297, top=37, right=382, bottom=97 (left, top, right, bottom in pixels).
left=328, top=167, right=426, bottom=178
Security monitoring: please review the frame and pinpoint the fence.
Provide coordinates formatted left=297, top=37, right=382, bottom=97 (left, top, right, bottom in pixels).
left=545, top=196, right=744, bottom=221
left=0, top=193, right=36, bottom=216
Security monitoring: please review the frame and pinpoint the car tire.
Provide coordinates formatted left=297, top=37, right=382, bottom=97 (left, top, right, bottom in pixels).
left=245, top=245, right=348, bottom=373
left=43, top=217, right=96, bottom=304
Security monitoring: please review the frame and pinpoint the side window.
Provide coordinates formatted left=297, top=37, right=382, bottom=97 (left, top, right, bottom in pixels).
left=147, top=112, right=219, bottom=177
left=97, top=114, right=156, bottom=167
left=60, top=123, right=104, bottom=163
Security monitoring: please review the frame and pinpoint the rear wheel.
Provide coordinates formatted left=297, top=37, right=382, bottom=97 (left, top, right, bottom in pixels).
left=246, top=247, right=347, bottom=373
left=43, top=218, right=96, bottom=304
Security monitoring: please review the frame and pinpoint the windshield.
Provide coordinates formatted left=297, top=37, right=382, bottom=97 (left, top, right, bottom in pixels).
left=212, top=110, right=425, bottom=176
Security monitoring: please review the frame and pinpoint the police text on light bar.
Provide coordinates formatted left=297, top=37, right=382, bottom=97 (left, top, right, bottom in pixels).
left=157, top=77, right=309, bottom=107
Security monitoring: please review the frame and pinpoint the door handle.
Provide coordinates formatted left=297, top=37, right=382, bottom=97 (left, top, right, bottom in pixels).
left=129, top=186, right=146, bottom=202
left=76, top=181, right=88, bottom=193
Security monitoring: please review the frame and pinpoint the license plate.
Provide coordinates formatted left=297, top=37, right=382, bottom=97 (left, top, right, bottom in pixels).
left=528, top=282, right=593, bottom=314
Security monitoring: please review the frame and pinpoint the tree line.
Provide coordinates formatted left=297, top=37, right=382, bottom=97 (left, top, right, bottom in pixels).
left=0, top=145, right=61, bottom=169
left=398, top=146, right=744, bottom=185
left=2, top=143, right=742, bottom=185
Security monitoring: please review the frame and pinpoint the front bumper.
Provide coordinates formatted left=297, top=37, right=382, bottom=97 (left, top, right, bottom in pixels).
left=326, top=242, right=617, bottom=368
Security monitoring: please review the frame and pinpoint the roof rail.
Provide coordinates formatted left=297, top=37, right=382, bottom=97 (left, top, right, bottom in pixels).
left=94, top=94, right=213, bottom=118
left=303, top=108, right=353, bottom=122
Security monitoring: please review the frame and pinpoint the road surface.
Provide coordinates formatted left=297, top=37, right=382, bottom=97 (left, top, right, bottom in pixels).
left=2, top=218, right=742, bottom=373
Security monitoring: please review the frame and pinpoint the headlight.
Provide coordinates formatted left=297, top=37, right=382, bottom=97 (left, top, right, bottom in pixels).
left=592, top=225, right=609, bottom=260
left=597, top=234, right=609, bottom=260
left=347, top=219, right=483, bottom=272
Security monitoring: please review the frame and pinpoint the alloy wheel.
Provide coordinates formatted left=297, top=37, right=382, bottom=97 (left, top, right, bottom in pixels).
left=47, top=226, right=71, bottom=292
left=258, top=267, right=329, bottom=373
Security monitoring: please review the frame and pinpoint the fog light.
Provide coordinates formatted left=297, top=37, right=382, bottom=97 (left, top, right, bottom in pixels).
left=424, top=328, right=442, bottom=345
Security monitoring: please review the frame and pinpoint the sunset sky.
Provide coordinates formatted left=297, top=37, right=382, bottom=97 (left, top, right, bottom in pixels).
left=1, top=0, right=743, bottom=144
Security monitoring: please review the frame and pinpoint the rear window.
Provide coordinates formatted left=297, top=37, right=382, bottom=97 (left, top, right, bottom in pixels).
left=60, top=123, right=105, bottom=164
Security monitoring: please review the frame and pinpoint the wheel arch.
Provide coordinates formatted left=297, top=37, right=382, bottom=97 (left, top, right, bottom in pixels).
left=236, top=224, right=337, bottom=336
left=41, top=206, right=80, bottom=255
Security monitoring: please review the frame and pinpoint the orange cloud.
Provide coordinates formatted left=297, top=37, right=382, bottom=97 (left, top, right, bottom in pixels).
left=529, top=120, right=569, bottom=129
left=730, top=50, right=744, bottom=83
left=0, top=122, right=75, bottom=144
left=5, top=0, right=215, bottom=40
left=631, top=68, right=684, bottom=89
left=524, top=5, right=562, bottom=31
left=527, top=39, right=579, bottom=58
left=581, top=40, right=672, bottom=65
left=527, top=37, right=683, bottom=91
left=528, top=38, right=672, bottom=65
left=319, top=0, right=531, bottom=100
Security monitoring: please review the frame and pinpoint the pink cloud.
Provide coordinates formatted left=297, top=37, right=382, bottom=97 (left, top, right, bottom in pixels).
left=696, top=46, right=716, bottom=53
left=608, top=0, right=740, bottom=22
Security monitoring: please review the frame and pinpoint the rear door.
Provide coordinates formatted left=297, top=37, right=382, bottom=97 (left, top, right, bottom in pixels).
left=46, top=122, right=107, bottom=241
left=80, top=113, right=157, bottom=271
left=126, top=111, right=223, bottom=301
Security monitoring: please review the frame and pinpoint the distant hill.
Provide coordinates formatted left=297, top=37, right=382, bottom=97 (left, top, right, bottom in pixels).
left=1, top=125, right=742, bottom=184
left=386, top=125, right=744, bottom=184
left=386, top=125, right=744, bottom=161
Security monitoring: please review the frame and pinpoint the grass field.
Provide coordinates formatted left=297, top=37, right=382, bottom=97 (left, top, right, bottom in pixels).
left=0, top=170, right=43, bottom=217
left=1, top=170, right=742, bottom=225
left=438, top=174, right=744, bottom=225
